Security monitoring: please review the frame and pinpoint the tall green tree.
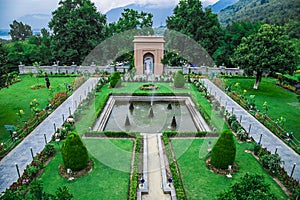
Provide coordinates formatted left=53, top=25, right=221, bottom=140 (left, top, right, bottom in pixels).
left=0, top=44, right=9, bottom=88
left=108, top=8, right=153, bottom=35
left=231, top=24, right=297, bottom=89
left=213, top=21, right=261, bottom=67
left=9, top=20, right=33, bottom=42
left=166, top=0, right=223, bottom=56
left=49, top=0, right=107, bottom=65
left=96, top=9, right=153, bottom=67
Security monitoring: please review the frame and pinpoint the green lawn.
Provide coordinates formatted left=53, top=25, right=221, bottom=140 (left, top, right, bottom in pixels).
left=0, top=75, right=76, bottom=142
left=41, top=139, right=133, bottom=200
left=224, top=78, right=300, bottom=140
left=171, top=138, right=287, bottom=199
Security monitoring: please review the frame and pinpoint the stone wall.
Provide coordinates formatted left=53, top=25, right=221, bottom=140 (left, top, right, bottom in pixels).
left=18, top=65, right=130, bottom=75
left=19, top=64, right=243, bottom=76
left=164, top=66, right=244, bottom=76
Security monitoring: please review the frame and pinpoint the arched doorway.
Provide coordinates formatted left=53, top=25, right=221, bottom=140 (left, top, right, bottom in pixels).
left=143, top=53, right=154, bottom=75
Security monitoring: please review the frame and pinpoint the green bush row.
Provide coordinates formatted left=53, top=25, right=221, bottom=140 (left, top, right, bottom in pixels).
left=84, top=131, right=137, bottom=138
left=95, top=93, right=110, bottom=118
left=163, top=134, right=187, bottom=200
left=129, top=134, right=141, bottom=200
left=163, top=131, right=218, bottom=137
left=36, top=73, right=80, bottom=77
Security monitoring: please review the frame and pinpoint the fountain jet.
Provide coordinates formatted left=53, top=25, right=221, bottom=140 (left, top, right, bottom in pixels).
left=148, top=106, right=154, bottom=118
left=129, top=102, right=134, bottom=112
left=125, top=115, right=131, bottom=126
left=171, top=115, right=177, bottom=129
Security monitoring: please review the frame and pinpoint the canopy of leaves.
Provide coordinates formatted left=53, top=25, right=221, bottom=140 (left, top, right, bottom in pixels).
left=49, top=0, right=107, bottom=65
left=61, top=132, right=89, bottom=171
left=213, top=21, right=261, bottom=67
left=161, top=51, right=188, bottom=67
left=217, top=173, right=276, bottom=200
left=166, top=0, right=223, bottom=56
left=107, top=8, right=153, bottom=35
left=9, top=20, right=33, bottom=42
left=211, top=130, right=236, bottom=169
left=231, top=24, right=297, bottom=88
left=3, top=32, right=52, bottom=67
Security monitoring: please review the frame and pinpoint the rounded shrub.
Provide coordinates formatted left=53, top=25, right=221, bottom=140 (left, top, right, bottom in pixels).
left=211, top=130, right=236, bottom=169
left=110, top=72, right=121, bottom=88
left=61, top=132, right=89, bottom=171
left=174, top=70, right=185, bottom=88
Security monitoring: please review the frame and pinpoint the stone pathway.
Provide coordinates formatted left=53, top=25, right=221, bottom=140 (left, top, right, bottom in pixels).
left=0, top=77, right=100, bottom=193
left=142, top=134, right=171, bottom=200
left=203, top=79, right=300, bottom=181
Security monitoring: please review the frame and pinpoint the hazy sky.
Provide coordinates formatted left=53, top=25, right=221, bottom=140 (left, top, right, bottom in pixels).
left=0, top=0, right=218, bottom=28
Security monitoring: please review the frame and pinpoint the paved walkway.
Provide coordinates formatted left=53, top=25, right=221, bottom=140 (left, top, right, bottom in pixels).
left=0, top=77, right=100, bottom=193
left=142, top=134, right=171, bottom=200
left=203, top=79, right=300, bottom=181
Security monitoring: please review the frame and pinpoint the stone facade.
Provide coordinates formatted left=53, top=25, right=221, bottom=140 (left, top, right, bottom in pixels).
left=133, top=36, right=165, bottom=76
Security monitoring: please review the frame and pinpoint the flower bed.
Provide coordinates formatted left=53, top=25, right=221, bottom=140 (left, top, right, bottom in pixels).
left=139, top=83, right=159, bottom=91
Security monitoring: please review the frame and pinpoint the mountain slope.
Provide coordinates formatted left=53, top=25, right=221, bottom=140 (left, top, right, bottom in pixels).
left=218, top=0, right=300, bottom=26
left=209, top=0, right=238, bottom=13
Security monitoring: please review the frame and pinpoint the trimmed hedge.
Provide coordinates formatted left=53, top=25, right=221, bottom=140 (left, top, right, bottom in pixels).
left=110, top=72, right=122, bottom=88
left=128, top=134, right=141, bottom=200
left=84, top=131, right=137, bottom=138
left=163, top=131, right=218, bottom=137
left=211, top=130, right=236, bottom=169
left=174, top=70, right=185, bottom=88
left=163, top=134, right=187, bottom=200
left=61, top=132, right=89, bottom=171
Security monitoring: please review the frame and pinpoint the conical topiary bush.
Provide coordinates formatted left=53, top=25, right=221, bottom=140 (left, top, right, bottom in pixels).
left=61, top=132, right=89, bottom=171
left=174, top=70, right=185, bottom=88
left=210, top=130, right=236, bottom=169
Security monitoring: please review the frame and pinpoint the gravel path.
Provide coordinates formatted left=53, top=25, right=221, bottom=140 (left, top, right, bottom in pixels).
left=0, top=77, right=100, bottom=193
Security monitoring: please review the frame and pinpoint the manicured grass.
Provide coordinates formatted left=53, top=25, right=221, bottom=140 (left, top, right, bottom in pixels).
left=170, top=138, right=287, bottom=199
left=0, top=75, right=76, bottom=142
left=224, top=78, right=300, bottom=140
left=41, top=139, right=133, bottom=199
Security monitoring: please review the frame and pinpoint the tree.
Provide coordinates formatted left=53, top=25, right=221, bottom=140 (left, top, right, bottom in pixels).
left=161, top=51, right=187, bottom=67
left=211, top=130, right=236, bottom=169
left=213, top=21, right=261, bottom=67
left=231, top=24, right=297, bottom=89
left=49, top=0, right=107, bottom=65
left=9, top=20, right=33, bottom=42
left=61, top=132, right=89, bottom=171
left=0, top=44, right=8, bottom=89
left=174, top=70, right=185, bottom=88
left=108, top=8, right=153, bottom=35
left=218, top=173, right=276, bottom=200
left=166, top=0, right=223, bottom=56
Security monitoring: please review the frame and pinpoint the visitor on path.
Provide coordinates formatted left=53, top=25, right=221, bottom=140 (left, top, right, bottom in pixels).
left=45, top=74, right=51, bottom=89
